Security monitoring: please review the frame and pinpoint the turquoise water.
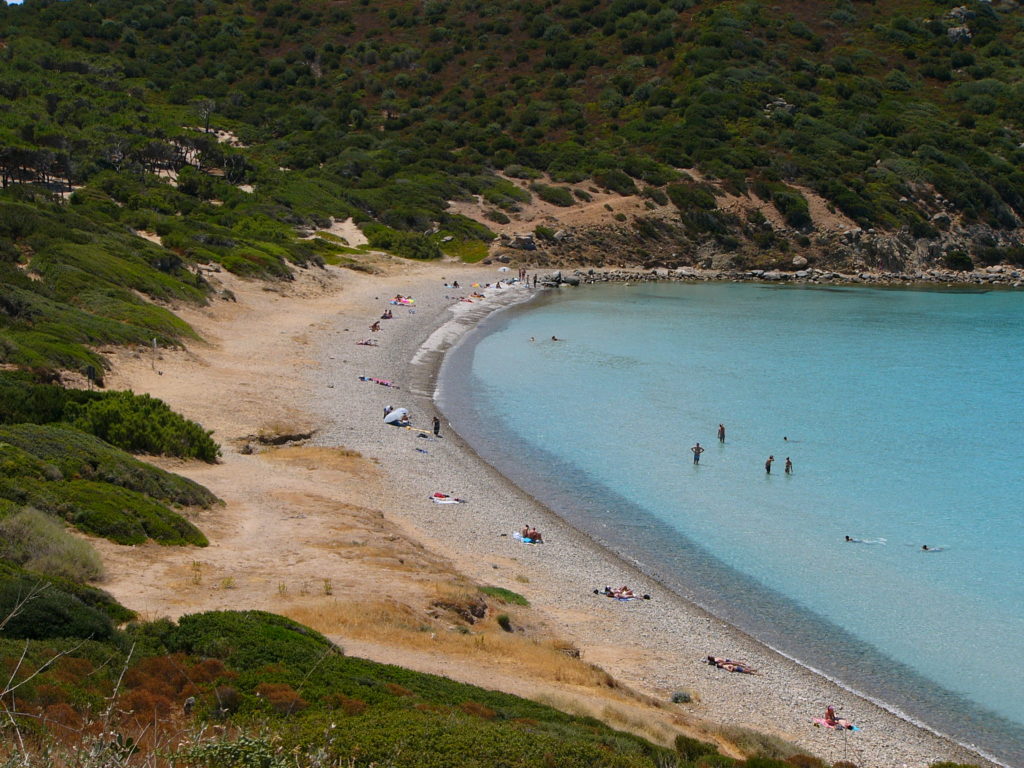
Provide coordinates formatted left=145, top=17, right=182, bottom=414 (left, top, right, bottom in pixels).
left=438, top=282, right=1024, bottom=765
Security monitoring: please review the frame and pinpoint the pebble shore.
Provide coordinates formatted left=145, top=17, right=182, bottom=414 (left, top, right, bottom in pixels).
left=306, top=263, right=999, bottom=768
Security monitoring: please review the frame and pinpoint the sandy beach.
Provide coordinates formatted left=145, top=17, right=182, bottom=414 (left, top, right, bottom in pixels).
left=99, top=256, right=992, bottom=768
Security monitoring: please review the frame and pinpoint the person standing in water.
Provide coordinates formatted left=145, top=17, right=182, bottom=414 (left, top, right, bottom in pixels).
left=784, top=457, right=793, bottom=474
left=765, top=455, right=774, bottom=474
left=718, top=423, right=726, bottom=442
left=691, top=442, right=705, bottom=465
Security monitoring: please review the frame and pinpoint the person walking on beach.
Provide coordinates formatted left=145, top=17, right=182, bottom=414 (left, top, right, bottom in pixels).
left=765, top=455, right=774, bottom=474
left=691, top=442, right=705, bottom=465
left=432, top=416, right=441, bottom=437
left=718, top=423, right=725, bottom=442
left=784, top=457, right=793, bottom=474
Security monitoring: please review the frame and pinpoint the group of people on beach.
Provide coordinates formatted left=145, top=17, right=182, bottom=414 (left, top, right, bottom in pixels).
left=689, top=425, right=793, bottom=476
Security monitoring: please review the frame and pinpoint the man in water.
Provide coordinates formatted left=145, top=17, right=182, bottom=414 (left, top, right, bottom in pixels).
left=765, top=455, right=774, bottom=474
left=691, top=442, right=705, bottom=465
left=785, top=457, right=793, bottom=474
left=718, top=423, right=726, bottom=442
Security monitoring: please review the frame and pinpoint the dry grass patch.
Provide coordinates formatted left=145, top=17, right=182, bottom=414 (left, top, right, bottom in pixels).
left=285, top=596, right=619, bottom=691
left=709, top=723, right=802, bottom=760
left=261, top=445, right=373, bottom=473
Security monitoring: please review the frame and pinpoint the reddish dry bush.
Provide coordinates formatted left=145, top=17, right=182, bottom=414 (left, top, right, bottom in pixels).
left=42, top=702, right=83, bottom=731
left=190, top=658, right=230, bottom=683
left=459, top=700, right=497, bottom=720
left=324, top=693, right=368, bottom=716
left=32, top=684, right=68, bottom=707
left=384, top=683, right=414, bottom=697
left=120, top=688, right=174, bottom=725
left=53, top=657, right=94, bottom=685
left=125, top=655, right=191, bottom=696
left=255, top=683, right=307, bottom=716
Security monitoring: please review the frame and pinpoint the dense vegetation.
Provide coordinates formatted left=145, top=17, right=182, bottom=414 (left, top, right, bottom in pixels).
left=0, top=370, right=220, bottom=461
left=0, top=423, right=214, bottom=544
left=2, top=0, right=1023, bottom=376
left=0, top=608, right=981, bottom=768
left=3, top=0, right=1024, bottom=234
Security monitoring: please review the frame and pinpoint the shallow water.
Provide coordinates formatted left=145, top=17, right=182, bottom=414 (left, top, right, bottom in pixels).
left=438, top=282, right=1024, bottom=766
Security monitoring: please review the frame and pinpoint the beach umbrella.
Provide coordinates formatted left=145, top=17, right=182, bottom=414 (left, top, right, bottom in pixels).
left=498, top=266, right=510, bottom=272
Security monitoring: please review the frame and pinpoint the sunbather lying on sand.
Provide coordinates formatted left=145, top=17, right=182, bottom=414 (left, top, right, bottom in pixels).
left=518, top=526, right=544, bottom=543
left=816, top=705, right=856, bottom=730
left=430, top=492, right=466, bottom=504
left=594, top=586, right=650, bottom=600
left=358, top=376, right=398, bottom=388
left=356, top=339, right=378, bottom=346
left=706, top=655, right=758, bottom=674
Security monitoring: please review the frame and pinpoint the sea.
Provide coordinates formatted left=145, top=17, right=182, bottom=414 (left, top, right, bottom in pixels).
left=437, top=281, right=1024, bottom=767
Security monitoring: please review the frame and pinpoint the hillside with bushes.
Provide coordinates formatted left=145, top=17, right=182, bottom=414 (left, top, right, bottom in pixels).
left=3, top=0, right=1024, bottom=377
left=2, top=0, right=1024, bottom=286
left=0, top=607, right=983, bottom=768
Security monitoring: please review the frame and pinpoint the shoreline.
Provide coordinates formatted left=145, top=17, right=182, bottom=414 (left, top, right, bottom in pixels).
left=306, top=264, right=1000, bottom=768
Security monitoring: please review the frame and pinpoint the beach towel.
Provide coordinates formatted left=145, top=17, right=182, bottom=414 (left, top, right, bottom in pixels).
left=359, top=376, right=399, bottom=388
left=812, top=718, right=860, bottom=731
left=431, top=497, right=465, bottom=504
left=513, top=532, right=542, bottom=544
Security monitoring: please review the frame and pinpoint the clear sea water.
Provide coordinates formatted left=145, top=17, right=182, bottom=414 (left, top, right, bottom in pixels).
left=438, top=282, right=1024, bottom=766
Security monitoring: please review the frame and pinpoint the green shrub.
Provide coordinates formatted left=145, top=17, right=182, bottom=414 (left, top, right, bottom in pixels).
left=65, top=391, right=220, bottom=462
left=0, top=508, right=104, bottom=582
left=0, top=424, right=218, bottom=507
left=64, top=480, right=208, bottom=546
left=667, top=183, right=717, bottom=211
left=943, top=250, right=974, bottom=271
left=363, top=224, right=441, bottom=260
left=485, top=209, right=511, bottom=225
left=531, top=183, right=575, bottom=207
left=478, top=586, right=529, bottom=606
left=496, top=614, right=512, bottom=631
left=164, top=610, right=341, bottom=671
left=642, top=187, right=669, bottom=206
left=675, top=734, right=719, bottom=761
left=0, top=570, right=115, bottom=641
left=593, top=169, right=638, bottom=196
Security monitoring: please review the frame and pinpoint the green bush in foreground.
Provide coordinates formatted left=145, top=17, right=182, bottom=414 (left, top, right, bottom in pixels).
left=0, top=424, right=214, bottom=545
left=0, top=610, right=986, bottom=768
left=0, top=424, right=218, bottom=507
left=65, top=480, right=208, bottom=546
left=0, top=372, right=221, bottom=462
left=65, top=391, right=220, bottom=462
left=0, top=562, right=121, bottom=641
